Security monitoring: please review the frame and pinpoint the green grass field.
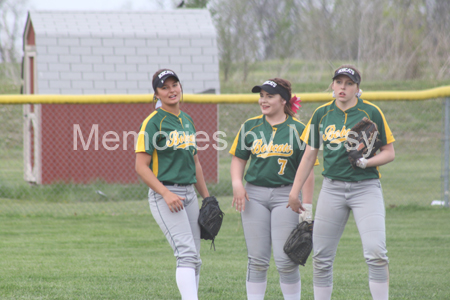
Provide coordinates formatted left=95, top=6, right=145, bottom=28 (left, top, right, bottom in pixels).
left=0, top=144, right=441, bottom=213
left=1, top=202, right=449, bottom=300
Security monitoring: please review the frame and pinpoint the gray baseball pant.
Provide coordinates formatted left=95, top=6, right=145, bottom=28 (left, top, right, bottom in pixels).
left=313, top=177, right=389, bottom=287
left=148, top=184, right=202, bottom=275
left=242, top=183, right=302, bottom=284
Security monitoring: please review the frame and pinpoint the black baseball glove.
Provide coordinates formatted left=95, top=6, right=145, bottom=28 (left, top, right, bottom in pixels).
left=283, top=221, right=314, bottom=266
left=345, top=117, right=383, bottom=168
left=198, top=196, right=224, bottom=250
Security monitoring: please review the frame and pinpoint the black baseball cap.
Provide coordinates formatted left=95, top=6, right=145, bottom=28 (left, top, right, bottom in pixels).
left=152, top=70, right=180, bottom=91
left=252, top=80, right=290, bottom=102
left=332, top=67, right=361, bottom=84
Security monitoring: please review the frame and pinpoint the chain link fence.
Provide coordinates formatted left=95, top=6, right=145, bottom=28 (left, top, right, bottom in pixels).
left=0, top=98, right=445, bottom=216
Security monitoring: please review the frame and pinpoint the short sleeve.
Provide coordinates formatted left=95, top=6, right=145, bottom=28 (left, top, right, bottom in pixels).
left=136, top=120, right=159, bottom=154
left=371, top=108, right=395, bottom=145
left=229, top=123, right=251, bottom=160
left=301, top=111, right=321, bottom=149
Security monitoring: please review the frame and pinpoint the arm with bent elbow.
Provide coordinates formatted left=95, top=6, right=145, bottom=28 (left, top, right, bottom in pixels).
left=357, top=143, right=395, bottom=169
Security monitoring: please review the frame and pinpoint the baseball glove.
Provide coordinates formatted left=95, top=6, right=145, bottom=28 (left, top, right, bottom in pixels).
left=283, top=221, right=314, bottom=266
left=346, top=117, right=383, bottom=168
left=198, top=196, right=224, bottom=250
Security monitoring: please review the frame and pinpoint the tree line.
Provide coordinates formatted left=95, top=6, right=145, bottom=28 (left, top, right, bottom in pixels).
left=207, top=0, right=450, bottom=82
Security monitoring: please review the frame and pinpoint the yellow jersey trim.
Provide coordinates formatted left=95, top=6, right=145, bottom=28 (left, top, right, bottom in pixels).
left=136, top=111, right=158, bottom=152
left=152, top=149, right=158, bottom=177
left=229, top=124, right=244, bottom=156
left=229, top=115, right=264, bottom=156
left=301, top=101, right=334, bottom=144
left=362, top=100, right=396, bottom=144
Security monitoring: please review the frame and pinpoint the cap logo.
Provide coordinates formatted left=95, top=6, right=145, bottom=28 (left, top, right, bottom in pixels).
left=158, top=70, right=175, bottom=79
left=337, top=68, right=355, bottom=75
left=263, top=80, right=277, bottom=88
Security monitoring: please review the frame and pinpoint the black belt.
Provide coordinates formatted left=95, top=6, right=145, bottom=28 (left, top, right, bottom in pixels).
left=274, top=184, right=292, bottom=188
left=161, top=181, right=191, bottom=186
left=248, top=183, right=292, bottom=188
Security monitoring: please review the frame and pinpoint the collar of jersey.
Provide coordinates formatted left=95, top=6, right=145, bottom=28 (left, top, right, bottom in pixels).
left=160, top=108, right=181, bottom=117
left=332, top=97, right=362, bottom=112
left=263, top=114, right=290, bottom=128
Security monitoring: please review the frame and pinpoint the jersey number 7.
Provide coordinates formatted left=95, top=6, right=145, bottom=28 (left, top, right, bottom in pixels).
left=278, top=158, right=287, bottom=175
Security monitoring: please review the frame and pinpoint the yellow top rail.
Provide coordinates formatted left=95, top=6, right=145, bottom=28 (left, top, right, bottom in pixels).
left=1, top=85, right=450, bottom=104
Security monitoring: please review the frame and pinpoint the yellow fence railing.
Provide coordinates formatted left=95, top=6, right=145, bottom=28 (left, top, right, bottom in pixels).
left=1, top=85, right=450, bottom=104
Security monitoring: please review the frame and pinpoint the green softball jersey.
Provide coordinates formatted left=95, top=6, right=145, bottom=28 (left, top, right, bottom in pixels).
left=301, top=97, right=395, bottom=182
left=229, top=114, right=318, bottom=187
left=135, top=108, right=198, bottom=184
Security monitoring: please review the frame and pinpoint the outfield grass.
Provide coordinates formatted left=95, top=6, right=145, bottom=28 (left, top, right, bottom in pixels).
left=219, top=59, right=450, bottom=94
left=1, top=202, right=449, bottom=299
left=0, top=144, right=440, bottom=216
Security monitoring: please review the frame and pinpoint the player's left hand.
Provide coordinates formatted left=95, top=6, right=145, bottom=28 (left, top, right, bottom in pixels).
left=287, top=193, right=304, bottom=214
left=356, top=157, right=368, bottom=169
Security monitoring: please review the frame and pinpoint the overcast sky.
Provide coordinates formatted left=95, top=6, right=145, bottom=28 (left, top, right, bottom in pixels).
left=28, top=0, right=174, bottom=11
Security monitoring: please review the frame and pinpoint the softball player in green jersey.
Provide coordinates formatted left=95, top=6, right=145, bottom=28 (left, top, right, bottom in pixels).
left=288, top=65, right=395, bottom=300
left=135, top=69, right=210, bottom=300
left=230, top=78, right=318, bottom=300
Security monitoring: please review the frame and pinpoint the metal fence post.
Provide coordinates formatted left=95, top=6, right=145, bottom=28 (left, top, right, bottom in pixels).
left=444, top=98, right=450, bottom=208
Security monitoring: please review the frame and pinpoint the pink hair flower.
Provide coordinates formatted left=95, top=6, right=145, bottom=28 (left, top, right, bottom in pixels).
left=290, top=95, right=301, bottom=113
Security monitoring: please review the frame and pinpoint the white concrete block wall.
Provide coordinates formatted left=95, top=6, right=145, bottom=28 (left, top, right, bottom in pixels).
left=170, top=56, right=192, bottom=64
left=37, top=54, right=58, bottom=63
left=102, top=38, right=124, bottom=47
left=80, top=38, right=102, bottom=47
left=127, top=73, right=149, bottom=81
left=138, top=63, right=161, bottom=73
left=83, top=73, right=104, bottom=80
left=71, top=64, right=93, bottom=72
left=115, top=64, right=137, bottom=72
left=182, top=64, right=204, bottom=73
left=125, top=55, right=146, bottom=64
left=136, top=48, right=158, bottom=56
left=147, top=56, right=170, bottom=65
left=147, top=39, right=169, bottom=47
left=70, top=47, right=92, bottom=55
left=30, top=10, right=220, bottom=95
left=72, top=80, right=94, bottom=89
left=179, top=73, right=193, bottom=81
left=183, top=80, right=206, bottom=93
left=60, top=72, right=82, bottom=80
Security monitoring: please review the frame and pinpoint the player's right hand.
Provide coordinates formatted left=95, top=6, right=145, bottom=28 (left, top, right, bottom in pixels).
left=286, top=193, right=304, bottom=214
left=162, top=191, right=185, bottom=213
left=232, top=184, right=249, bottom=212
